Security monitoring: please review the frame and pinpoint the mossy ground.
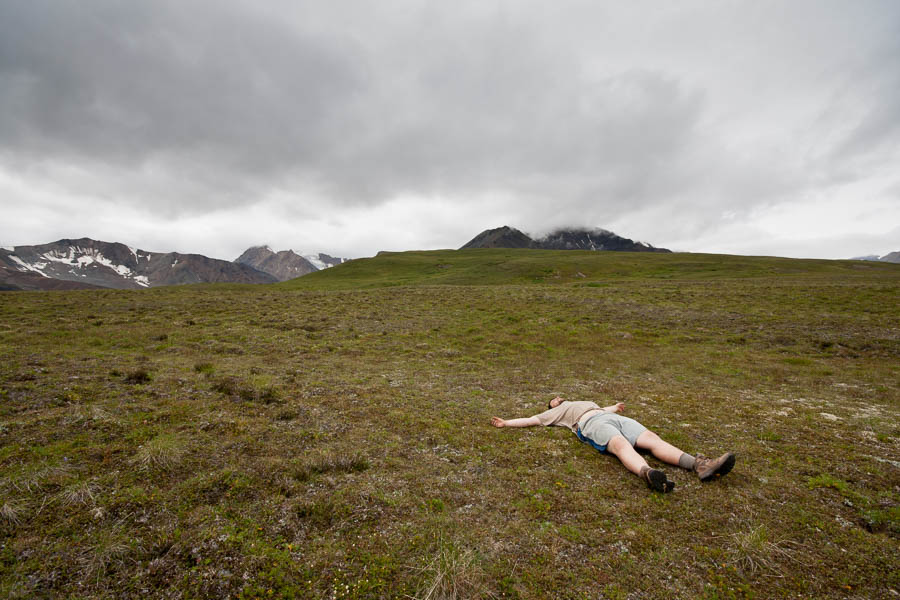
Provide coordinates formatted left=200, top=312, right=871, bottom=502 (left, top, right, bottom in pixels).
left=1, top=250, right=898, bottom=598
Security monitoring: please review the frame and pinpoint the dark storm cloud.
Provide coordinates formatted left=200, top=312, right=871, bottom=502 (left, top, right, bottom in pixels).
left=0, top=0, right=711, bottom=215
left=0, top=0, right=369, bottom=206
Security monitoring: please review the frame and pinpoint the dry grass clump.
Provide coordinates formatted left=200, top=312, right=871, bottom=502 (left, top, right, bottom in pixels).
left=413, top=538, right=488, bottom=600
left=0, top=500, right=25, bottom=525
left=5, top=461, right=72, bottom=494
left=131, top=433, right=189, bottom=471
left=90, top=405, right=121, bottom=425
left=60, top=481, right=99, bottom=506
left=729, top=525, right=799, bottom=575
left=78, top=526, right=134, bottom=584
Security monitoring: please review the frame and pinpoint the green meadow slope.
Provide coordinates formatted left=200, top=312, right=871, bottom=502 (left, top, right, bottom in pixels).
left=1, top=250, right=898, bottom=599
left=281, top=248, right=898, bottom=289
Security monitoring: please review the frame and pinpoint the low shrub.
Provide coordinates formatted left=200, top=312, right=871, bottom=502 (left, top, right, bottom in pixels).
left=124, top=369, right=152, bottom=384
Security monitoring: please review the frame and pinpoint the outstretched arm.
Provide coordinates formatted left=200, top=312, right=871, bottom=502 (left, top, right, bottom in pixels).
left=602, top=402, right=625, bottom=414
left=491, top=416, right=541, bottom=428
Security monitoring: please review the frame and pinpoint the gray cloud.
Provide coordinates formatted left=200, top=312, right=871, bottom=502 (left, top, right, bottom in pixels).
left=1, top=1, right=898, bottom=258
left=0, top=1, right=369, bottom=207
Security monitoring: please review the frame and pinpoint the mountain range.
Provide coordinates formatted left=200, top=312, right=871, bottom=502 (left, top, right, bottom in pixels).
left=0, top=239, right=349, bottom=291
left=11, top=227, right=886, bottom=292
left=235, top=246, right=347, bottom=281
left=0, top=226, right=682, bottom=291
left=461, top=226, right=671, bottom=252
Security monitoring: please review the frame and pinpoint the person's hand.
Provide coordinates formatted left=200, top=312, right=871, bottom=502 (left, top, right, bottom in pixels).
left=613, top=402, right=625, bottom=413
left=490, top=417, right=506, bottom=428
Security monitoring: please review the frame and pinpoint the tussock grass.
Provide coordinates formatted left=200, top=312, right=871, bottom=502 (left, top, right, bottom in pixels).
left=60, top=480, right=98, bottom=506
left=211, top=375, right=280, bottom=404
left=78, top=526, right=135, bottom=584
left=728, top=525, right=800, bottom=575
left=4, top=461, right=72, bottom=494
left=0, top=500, right=24, bottom=525
left=123, top=368, right=152, bottom=384
left=292, top=454, right=370, bottom=482
left=193, top=361, right=215, bottom=375
left=89, top=405, right=120, bottom=425
left=131, top=433, right=188, bottom=471
left=413, top=538, right=487, bottom=600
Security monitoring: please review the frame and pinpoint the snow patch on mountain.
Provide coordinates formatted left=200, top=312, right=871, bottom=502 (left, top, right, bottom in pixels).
left=304, top=253, right=350, bottom=269
left=10, top=255, right=50, bottom=277
left=42, top=246, right=137, bottom=279
left=303, top=254, right=329, bottom=270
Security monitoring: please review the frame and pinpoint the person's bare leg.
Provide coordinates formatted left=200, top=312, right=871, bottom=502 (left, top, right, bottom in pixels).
left=635, top=430, right=686, bottom=466
left=608, top=434, right=673, bottom=492
left=606, top=435, right=649, bottom=475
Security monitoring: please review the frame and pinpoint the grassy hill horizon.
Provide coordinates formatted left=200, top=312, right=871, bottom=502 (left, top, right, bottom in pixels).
left=281, top=248, right=899, bottom=289
left=1, top=250, right=898, bottom=598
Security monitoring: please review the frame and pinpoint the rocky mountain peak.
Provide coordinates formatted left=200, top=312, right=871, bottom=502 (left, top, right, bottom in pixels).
left=235, top=245, right=276, bottom=264
left=235, top=246, right=351, bottom=280
left=460, top=226, right=533, bottom=249
left=234, top=246, right=319, bottom=281
left=460, top=225, right=670, bottom=253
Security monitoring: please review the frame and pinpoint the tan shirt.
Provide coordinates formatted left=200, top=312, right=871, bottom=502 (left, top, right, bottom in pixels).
left=533, top=401, right=605, bottom=433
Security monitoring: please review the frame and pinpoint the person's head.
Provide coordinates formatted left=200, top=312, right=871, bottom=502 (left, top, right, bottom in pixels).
left=548, top=396, right=563, bottom=410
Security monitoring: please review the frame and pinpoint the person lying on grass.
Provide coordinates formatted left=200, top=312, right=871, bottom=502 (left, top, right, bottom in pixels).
left=491, top=397, right=735, bottom=493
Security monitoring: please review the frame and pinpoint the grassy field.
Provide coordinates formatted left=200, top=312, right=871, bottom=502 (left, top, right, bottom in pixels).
left=0, top=249, right=898, bottom=599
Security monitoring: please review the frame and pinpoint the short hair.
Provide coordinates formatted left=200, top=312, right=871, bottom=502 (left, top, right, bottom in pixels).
left=548, top=399, right=554, bottom=410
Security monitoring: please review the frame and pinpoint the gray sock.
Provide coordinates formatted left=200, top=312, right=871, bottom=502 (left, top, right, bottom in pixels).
left=678, top=453, right=696, bottom=470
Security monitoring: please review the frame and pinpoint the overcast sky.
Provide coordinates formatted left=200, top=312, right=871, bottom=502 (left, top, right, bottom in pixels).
left=1, top=1, right=898, bottom=260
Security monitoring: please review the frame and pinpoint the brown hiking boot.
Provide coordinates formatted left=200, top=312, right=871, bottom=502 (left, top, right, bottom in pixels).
left=642, top=467, right=674, bottom=493
left=694, top=452, right=736, bottom=482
